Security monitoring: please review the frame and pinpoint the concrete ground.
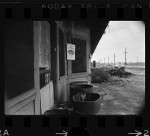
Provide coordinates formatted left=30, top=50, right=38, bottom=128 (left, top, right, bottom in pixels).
left=94, top=66, right=145, bottom=115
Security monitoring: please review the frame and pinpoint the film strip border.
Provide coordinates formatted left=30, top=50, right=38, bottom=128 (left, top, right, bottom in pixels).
left=1, top=1, right=150, bottom=136
left=0, top=116, right=145, bottom=128
left=0, top=116, right=149, bottom=135
left=0, top=2, right=149, bottom=20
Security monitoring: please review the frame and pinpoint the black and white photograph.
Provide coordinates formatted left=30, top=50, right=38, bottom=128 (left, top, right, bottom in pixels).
left=4, top=21, right=145, bottom=115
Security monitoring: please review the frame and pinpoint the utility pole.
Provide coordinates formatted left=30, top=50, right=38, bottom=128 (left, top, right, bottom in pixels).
left=114, top=53, right=116, bottom=66
left=137, top=57, right=138, bottom=66
left=124, top=48, right=128, bottom=66
left=108, top=56, right=109, bottom=64
left=104, top=58, right=105, bottom=64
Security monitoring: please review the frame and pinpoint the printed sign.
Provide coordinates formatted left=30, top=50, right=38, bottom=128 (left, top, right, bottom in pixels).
left=67, top=43, right=75, bottom=60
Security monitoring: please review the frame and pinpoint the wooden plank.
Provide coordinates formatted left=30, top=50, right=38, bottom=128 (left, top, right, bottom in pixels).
left=34, top=21, right=41, bottom=115
left=5, top=89, right=36, bottom=110
left=15, top=101, right=35, bottom=115
left=5, top=91, right=36, bottom=114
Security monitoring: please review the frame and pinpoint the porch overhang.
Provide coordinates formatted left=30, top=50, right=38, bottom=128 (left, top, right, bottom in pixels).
left=64, top=21, right=109, bottom=55
left=90, top=21, right=109, bottom=55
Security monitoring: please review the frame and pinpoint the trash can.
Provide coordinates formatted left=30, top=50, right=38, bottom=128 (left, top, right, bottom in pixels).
left=72, top=92, right=101, bottom=115
left=70, top=81, right=93, bottom=104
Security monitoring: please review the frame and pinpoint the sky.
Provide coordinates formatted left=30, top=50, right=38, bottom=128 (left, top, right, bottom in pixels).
left=91, top=21, right=145, bottom=63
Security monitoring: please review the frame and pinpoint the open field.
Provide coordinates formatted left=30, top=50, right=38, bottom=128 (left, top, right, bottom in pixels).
left=94, top=66, right=145, bottom=115
left=125, top=65, right=145, bottom=75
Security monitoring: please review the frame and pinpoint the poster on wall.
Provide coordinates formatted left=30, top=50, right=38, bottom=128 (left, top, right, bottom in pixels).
left=67, top=43, right=75, bottom=60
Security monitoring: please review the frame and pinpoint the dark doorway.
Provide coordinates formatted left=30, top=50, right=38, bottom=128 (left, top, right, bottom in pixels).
left=71, top=38, right=87, bottom=73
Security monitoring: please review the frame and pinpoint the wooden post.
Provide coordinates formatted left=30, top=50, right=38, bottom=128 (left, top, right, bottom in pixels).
left=114, top=53, right=116, bottom=66
left=124, top=48, right=128, bottom=66
left=34, top=21, right=41, bottom=115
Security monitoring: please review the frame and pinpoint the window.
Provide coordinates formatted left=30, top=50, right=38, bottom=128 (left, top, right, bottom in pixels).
left=59, top=28, right=65, bottom=77
left=71, top=38, right=86, bottom=73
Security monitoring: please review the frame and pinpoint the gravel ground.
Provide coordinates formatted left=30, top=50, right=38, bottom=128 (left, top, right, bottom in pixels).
left=94, top=66, right=145, bottom=115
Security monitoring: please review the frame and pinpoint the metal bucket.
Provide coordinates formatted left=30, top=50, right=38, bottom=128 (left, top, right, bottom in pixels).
left=72, top=93, right=101, bottom=115
left=70, top=81, right=93, bottom=104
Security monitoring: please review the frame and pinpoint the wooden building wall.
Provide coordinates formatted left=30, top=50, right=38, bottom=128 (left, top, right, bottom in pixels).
left=39, top=21, right=54, bottom=114
left=5, top=21, right=54, bottom=115
left=4, top=21, right=92, bottom=114
left=66, top=22, right=91, bottom=101
left=5, top=21, right=36, bottom=114
left=54, top=22, right=91, bottom=104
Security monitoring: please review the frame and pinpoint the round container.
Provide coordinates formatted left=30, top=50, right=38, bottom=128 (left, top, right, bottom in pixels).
left=72, top=93, right=101, bottom=115
left=70, top=81, right=93, bottom=104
